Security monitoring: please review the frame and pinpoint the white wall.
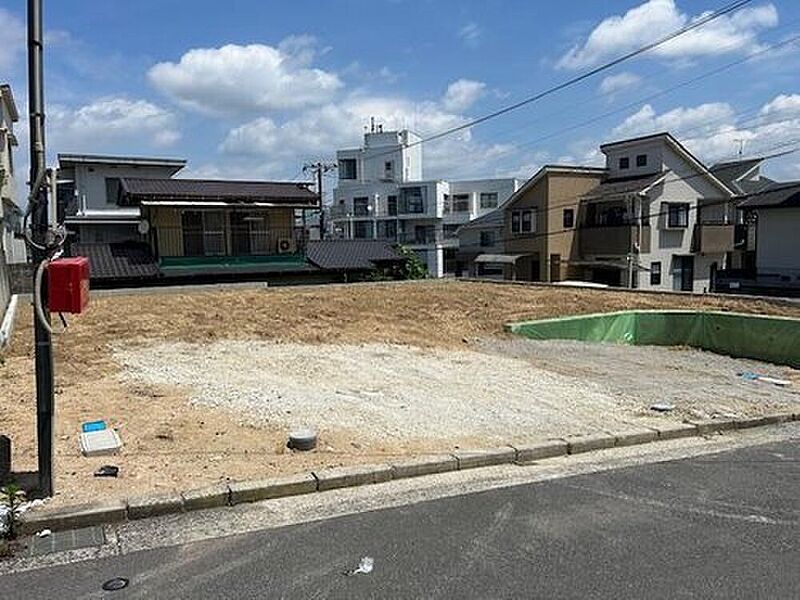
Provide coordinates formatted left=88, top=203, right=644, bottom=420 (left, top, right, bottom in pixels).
left=73, top=163, right=181, bottom=213
left=757, top=208, right=800, bottom=277
left=636, top=143, right=728, bottom=293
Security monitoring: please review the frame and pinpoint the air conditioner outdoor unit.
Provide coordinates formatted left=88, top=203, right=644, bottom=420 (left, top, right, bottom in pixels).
left=277, top=237, right=296, bottom=254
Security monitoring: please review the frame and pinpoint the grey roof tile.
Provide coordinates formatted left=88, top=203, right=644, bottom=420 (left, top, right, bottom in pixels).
left=306, top=240, right=403, bottom=270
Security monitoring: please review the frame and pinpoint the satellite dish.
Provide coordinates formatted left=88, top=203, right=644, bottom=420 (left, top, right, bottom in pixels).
left=137, top=220, right=150, bottom=235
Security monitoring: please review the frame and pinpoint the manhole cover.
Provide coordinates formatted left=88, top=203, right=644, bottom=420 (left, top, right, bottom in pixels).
left=102, top=577, right=130, bottom=591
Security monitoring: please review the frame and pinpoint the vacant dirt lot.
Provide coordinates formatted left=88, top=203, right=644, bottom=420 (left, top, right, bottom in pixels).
left=2, top=280, right=799, bottom=508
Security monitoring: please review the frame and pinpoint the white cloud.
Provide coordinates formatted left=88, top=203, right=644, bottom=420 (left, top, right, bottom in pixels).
left=217, top=85, right=514, bottom=180
left=47, top=97, right=181, bottom=150
left=759, top=93, right=800, bottom=119
left=148, top=39, right=342, bottom=116
left=441, top=79, right=486, bottom=112
left=558, top=0, right=778, bottom=69
left=458, top=22, right=482, bottom=48
left=612, top=102, right=736, bottom=139
left=0, top=9, right=25, bottom=71
left=609, top=94, right=800, bottom=168
left=599, top=72, right=642, bottom=95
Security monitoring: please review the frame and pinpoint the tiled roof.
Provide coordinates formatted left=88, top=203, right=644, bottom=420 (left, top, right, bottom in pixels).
left=710, top=158, right=762, bottom=188
left=583, top=172, right=664, bottom=199
left=457, top=208, right=505, bottom=231
left=120, top=178, right=318, bottom=205
left=306, top=240, right=403, bottom=270
left=72, top=242, right=160, bottom=281
left=738, top=181, right=800, bottom=209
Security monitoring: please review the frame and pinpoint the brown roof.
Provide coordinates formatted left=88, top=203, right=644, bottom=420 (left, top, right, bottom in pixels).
left=120, top=178, right=319, bottom=206
left=583, top=172, right=664, bottom=199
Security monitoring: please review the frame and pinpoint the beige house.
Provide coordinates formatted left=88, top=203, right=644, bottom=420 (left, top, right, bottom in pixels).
left=472, top=165, right=604, bottom=281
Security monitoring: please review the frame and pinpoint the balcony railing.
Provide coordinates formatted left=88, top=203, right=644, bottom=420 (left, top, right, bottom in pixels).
left=578, top=225, right=651, bottom=256
left=691, top=223, right=734, bottom=254
left=397, top=229, right=458, bottom=245
left=153, top=226, right=305, bottom=258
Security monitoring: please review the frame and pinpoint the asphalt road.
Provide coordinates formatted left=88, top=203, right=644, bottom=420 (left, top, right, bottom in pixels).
left=2, top=439, right=798, bottom=599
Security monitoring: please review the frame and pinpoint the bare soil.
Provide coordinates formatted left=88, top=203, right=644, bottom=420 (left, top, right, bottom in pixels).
left=2, top=280, right=798, bottom=508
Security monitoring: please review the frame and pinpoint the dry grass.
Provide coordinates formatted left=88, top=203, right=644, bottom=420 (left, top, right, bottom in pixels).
left=1, top=280, right=798, bottom=507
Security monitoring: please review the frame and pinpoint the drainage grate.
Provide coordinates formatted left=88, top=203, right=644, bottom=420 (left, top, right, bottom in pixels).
left=26, top=525, right=106, bottom=557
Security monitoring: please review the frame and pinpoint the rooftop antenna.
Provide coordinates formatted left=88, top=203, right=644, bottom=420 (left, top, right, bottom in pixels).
left=734, top=138, right=745, bottom=158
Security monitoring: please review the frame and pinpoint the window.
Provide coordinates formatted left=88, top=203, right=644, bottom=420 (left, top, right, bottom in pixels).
left=353, top=220, right=372, bottom=239
left=619, top=156, right=630, bottom=170
left=479, top=192, right=498, bottom=209
left=353, top=196, right=370, bottom=217
left=512, top=209, right=535, bottom=234
left=376, top=220, right=397, bottom=240
left=667, top=203, right=689, bottom=228
left=650, top=262, right=662, bottom=286
left=399, top=187, right=425, bottom=213
left=384, top=161, right=394, bottom=180
left=563, top=208, right=574, bottom=229
left=480, top=230, right=495, bottom=247
left=105, top=177, right=121, bottom=204
left=636, top=154, right=648, bottom=167
left=446, top=194, right=469, bottom=213
left=339, top=158, right=357, bottom=180
left=387, top=195, right=398, bottom=216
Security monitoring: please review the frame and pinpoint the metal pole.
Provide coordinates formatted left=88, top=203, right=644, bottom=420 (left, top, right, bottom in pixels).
left=28, top=0, right=56, bottom=497
left=316, top=166, right=324, bottom=240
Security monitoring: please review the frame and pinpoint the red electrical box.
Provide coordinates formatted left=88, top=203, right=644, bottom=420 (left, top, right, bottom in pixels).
left=48, top=257, right=90, bottom=314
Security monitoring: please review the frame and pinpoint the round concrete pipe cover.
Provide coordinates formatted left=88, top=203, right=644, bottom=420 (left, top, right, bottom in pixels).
left=288, top=428, right=317, bottom=451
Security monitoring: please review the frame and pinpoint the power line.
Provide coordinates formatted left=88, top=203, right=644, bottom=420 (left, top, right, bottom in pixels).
left=449, top=32, right=800, bottom=171
left=360, top=0, right=755, bottom=163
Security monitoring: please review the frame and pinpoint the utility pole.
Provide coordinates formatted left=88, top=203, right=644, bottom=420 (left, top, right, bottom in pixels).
left=302, top=161, right=336, bottom=239
left=28, top=0, right=56, bottom=497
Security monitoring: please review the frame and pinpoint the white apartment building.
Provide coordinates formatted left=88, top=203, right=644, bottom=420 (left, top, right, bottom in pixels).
left=578, top=132, right=735, bottom=292
left=330, top=128, right=519, bottom=277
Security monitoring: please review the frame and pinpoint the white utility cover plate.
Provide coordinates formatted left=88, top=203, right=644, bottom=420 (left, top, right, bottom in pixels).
left=80, top=429, right=122, bottom=457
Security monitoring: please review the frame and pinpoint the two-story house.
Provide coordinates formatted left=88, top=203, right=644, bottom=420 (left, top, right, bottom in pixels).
left=576, top=132, right=736, bottom=292
left=57, top=153, right=188, bottom=246
left=330, top=126, right=519, bottom=277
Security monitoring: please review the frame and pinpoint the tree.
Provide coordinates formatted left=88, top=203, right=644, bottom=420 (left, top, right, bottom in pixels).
left=396, top=246, right=428, bottom=280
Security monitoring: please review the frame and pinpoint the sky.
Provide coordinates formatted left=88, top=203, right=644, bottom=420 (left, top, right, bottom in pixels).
left=3, top=0, right=800, bottom=199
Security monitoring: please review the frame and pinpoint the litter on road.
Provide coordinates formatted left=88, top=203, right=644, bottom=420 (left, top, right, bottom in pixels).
left=348, top=556, right=374, bottom=576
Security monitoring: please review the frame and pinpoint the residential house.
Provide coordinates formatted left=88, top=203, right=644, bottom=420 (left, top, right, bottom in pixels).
left=458, top=166, right=605, bottom=281
left=575, top=132, right=736, bottom=292
left=331, top=126, right=519, bottom=277
left=69, top=175, right=406, bottom=286
left=716, top=178, right=800, bottom=296
left=57, top=153, right=187, bottom=245
left=0, top=84, right=26, bottom=326
left=454, top=208, right=507, bottom=278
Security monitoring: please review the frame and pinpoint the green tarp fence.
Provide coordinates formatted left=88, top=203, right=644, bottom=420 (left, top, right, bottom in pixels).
left=507, top=310, right=800, bottom=368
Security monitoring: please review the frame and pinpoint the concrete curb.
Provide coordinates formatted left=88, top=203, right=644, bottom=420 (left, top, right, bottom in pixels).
left=17, top=413, right=798, bottom=534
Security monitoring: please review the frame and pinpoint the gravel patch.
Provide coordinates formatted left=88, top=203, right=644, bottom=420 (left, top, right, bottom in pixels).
left=114, top=339, right=799, bottom=445
left=114, top=341, right=648, bottom=442
left=478, top=338, right=800, bottom=419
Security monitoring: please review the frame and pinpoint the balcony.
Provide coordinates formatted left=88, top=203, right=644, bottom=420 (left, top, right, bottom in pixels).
left=578, top=225, right=650, bottom=256
left=153, top=226, right=305, bottom=259
left=691, top=223, right=735, bottom=254
left=397, top=229, right=457, bottom=245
